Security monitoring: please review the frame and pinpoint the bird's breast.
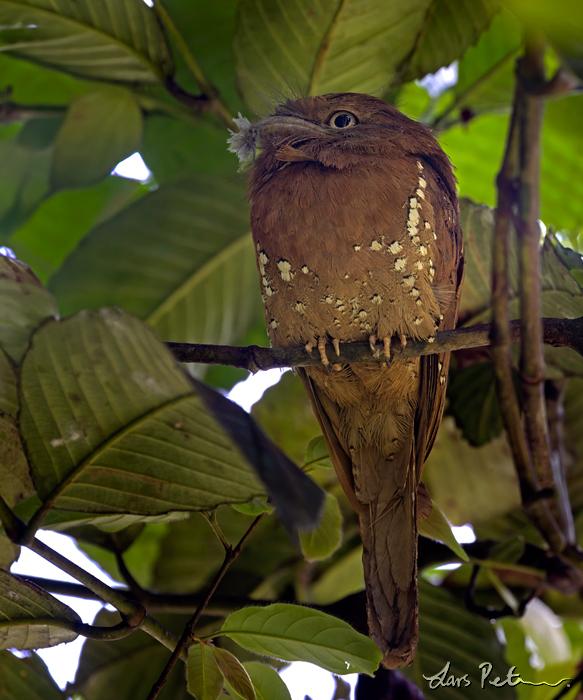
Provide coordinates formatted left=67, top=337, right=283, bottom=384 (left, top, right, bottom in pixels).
left=250, top=157, right=443, bottom=348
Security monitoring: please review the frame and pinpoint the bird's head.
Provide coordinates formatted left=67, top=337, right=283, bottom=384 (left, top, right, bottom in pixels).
left=228, top=93, right=456, bottom=198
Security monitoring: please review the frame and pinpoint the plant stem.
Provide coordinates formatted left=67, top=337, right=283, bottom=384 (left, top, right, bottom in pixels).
left=152, top=0, right=234, bottom=129
left=146, top=513, right=265, bottom=700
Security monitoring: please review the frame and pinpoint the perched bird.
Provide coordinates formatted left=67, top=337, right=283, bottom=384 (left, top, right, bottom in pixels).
left=229, top=93, right=464, bottom=668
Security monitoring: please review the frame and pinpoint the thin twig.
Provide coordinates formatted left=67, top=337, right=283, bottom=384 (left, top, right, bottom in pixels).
left=165, top=317, right=583, bottom=370
left=146, top=513, right=266, bottom=700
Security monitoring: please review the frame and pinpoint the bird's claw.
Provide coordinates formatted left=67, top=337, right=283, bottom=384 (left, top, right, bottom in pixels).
left=383, top=336, right=392, bottom=368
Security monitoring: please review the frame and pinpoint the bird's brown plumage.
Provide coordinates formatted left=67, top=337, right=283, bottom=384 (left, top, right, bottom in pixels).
left=233, top=93, right=464, bottom=668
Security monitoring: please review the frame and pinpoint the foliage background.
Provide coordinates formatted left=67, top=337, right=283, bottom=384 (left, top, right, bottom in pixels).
left=1, top=0, right=583, bottom=698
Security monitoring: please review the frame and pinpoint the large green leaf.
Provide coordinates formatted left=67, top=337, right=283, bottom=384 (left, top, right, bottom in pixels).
left=441, top=96, right=583, bottom=234
left=0, top=412, right=34, bottom=507
left=219, top=603, right=382, bottom=676
left=424, top=417, right=521, bottom=527
left=48, top=178, right=262, bottom=358
left=403, top=0, right=499, bottom=83
left=0, top=119, right=60, bottom=237
left=0, top=348, right=18, bottom=417
left=233, top=0, right=498, bottom=113
left=73, top=610, right=191, bottom=700
left=161, top=0, right=245, bottom=116
left=0, top=53, right=93, bottom=103
left=433, top=8, right=520, bottom=127
left=51, top=88, right=143, bottom=190
left=141, top=115, right=238, bottom=185
left=0, top=570, right=80, bottom=650
left=299, top=493, right=342, bottom=562
left=309, top=545, right=364, bottom=605
left=19, top=308, right=264, bottom=513
left=252, top=371, right=320, bottom=467
left=9, top=176, right=143, bottom=285
left=0, top=254, right=58, bottom=363
left=0, top=651, right=65, bottom=700
left=405, top=581, right=516, bottom=699
left=457, top=200, right=583, bottom=377
left=0, top=0, right=173, bottom=84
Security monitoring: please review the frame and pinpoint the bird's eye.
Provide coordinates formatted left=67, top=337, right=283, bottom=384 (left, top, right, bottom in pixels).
left=328, top=111, right=358, bottom=129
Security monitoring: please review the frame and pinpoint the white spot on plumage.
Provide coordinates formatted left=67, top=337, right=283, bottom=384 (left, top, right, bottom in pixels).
left=388, top=240, right=403, bottom=254
left=277, top=259, right=292, bottom=281
left=413, top=317, right=423, bottom=325
left=295, top=301, right=306, bottom=314
left=270, top=318, right=278, bottom=329
left=416, top=188, right=425, bottom=199
left=417, top=160, right=423, bottom=171
left=402, top=275, right=415, bottom=288
left=353, top=244, right=361, bottom=252
left=419, top=245, right=427, bottom=256
left=371, top=294, right=382, bottom=305
left=359, top=310, right=368, bottom=319
left=409, top=288, right=420, bottom=297
left=395, top=257, right=407, bottom=271
left=419, top=177, right=427, bottom=189
left=414, top=261, right=424, bottom=270
left=370, top=240, right=382, bottom=251
left=301, top=265, right=310, bottom=274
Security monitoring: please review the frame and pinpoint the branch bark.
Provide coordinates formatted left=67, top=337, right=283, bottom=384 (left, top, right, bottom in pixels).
left=165, top=317, right=583, bottom=371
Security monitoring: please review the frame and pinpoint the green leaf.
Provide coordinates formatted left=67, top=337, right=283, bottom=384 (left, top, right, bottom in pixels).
left=418, top=501, right=469, bottom=562
left=457, top=200, right=583, bottom=377
left=0, top=0, right=174, bottom=84
left=0, top=254, right=58, bottom=363
left=0, top=651, right=65, bottom=700
left=0, top=120, right=59, bottom=237
left=447, top=363, right=504, bottom=446
left=19, top=308, right=264, bottom=513
left=0, top=348, right=18, bottom=417
left=242, top=662, right=292, bottom=700
left=51, top=89, right=143, bottom=190
left=449, top=9, right=521, bottom=118
left=424, top=417, right=521, bottom=527
left=299, top=493, right=342, bottom=562
left=214, top=647, right=256, bottom=700
left=0, top=570, right=81, bottom=650
left=10, top=175, right=143, bottom=285
left=233, top=0, right=431, bottom=112
left=231, top=498, right=273, bottom=516
left=219, top=603, right=382, bottom=676
left=48, top=178, right=263, bottom=368
left=187, top=643, right=224, bottom=700
left=74, top=609, right=192, bottom=700
left=252, top=371, right=320, bottom=467
left=442, top=96, right=583, bottom=234
left=403, top=0, right=499, bottom=82
left=0, top=411, right=34, bottom=508
left=404, top=581, right=517, bottom=699
left=310, top=546, right=364, bottom=605
left=304, top=436, right=334, bottom=471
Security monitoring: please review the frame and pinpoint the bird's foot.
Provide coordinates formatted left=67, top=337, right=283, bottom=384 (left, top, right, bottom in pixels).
left=368, top=334, right=382, bottom=358
left=305, top=338, right=341, bottom=371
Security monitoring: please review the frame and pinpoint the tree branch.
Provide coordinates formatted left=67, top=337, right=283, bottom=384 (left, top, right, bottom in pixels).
left=146, top=513, right=266, bottom=700
left=165, top=317, right=583, bottom=371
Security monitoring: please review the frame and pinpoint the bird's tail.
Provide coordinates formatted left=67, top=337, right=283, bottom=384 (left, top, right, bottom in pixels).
left=354, top=439, right=418, bottom=669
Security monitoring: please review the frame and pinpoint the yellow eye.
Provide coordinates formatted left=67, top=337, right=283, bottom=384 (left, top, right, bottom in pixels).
left=328, top=111, right=358, bottom=129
